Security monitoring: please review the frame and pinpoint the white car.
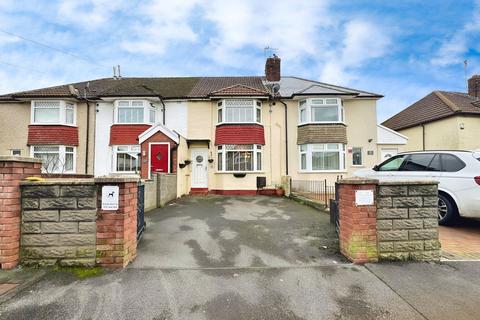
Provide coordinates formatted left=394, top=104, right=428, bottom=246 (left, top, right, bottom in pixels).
left=354, top=150, right=480, bottom=225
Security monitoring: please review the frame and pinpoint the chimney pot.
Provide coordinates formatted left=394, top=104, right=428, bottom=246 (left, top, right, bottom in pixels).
left=265, top=55, right=281, bottom=82
left=468, top=75, right=480, bottom=97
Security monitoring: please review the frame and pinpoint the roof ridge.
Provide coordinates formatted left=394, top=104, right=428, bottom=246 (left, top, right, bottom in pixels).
left=434, top=91, right=460, bottom=112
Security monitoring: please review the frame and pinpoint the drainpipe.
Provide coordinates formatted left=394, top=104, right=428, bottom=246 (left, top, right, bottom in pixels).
left=159, top=97, right=166, bottom=125
left=85, top=101, right=90, bottom=174
left=422, top=124, right=426, bottom=151
left=278, top=100, right=289, bottom=175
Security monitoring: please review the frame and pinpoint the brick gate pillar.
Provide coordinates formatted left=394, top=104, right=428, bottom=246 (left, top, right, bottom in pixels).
left=337, top=178, right=379, bottom=264
left=0, top=156, right=42, bottom=269
left=95, top=177, right=138, bottom=268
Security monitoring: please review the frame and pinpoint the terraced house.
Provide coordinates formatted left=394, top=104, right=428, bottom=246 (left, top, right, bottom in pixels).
left=0, top=56, right=399, bottom=196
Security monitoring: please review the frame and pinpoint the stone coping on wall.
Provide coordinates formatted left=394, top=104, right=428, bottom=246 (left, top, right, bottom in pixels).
left=94, top=177, right=140, bottom=183
left=337, top=178, right=379, bottom=185
left=378, top=180, right=439, bottom=186
left=338, top=178, right=439, bottom=186
left=20, top=179, right=95, bottom=186
left=0, top=156, right=42, bottom=163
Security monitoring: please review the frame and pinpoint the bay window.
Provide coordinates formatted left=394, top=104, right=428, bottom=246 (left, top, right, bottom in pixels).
left=298, top=98, right=343, bottom=124
left=217, top=144, right=262, bottom=172
left=299, top=143, right=346, bottom=171
left=31, top=101, right=76, bottom=125
left=115, top=100, right=157, bottom=124
left=217, top=99, right=262, bottom=124
left=113, top=145, right=140, bottom=173
left=31, top=145, right=75, bottom=173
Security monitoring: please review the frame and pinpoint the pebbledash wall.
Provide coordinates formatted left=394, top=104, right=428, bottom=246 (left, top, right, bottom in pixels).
left=337, top=178, right=440, bottom=263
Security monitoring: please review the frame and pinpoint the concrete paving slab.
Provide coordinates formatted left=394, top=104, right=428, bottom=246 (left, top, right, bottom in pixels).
left=366, top=261, right=480, bottom=320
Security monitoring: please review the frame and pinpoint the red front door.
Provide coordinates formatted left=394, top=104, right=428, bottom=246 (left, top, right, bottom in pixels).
left=150, top=144, right=169, bottom=174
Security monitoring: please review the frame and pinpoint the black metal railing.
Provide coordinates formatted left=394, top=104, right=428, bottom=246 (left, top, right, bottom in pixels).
left=290, top=179, right=337, bottom=207
left=137, top=183, right=146, bottom=240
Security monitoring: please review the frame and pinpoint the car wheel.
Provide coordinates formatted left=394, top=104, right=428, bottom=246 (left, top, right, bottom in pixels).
left=438, top=194, right=458, bottom=226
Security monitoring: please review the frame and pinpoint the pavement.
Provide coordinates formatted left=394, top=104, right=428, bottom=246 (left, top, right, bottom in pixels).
left=0, top=195, right=479, bottom=320
left=439, top=218, right=480, bottom=260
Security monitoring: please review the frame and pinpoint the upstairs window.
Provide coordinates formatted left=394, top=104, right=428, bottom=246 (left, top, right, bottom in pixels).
left=115, top=100, right=157, bottom=124
left=117, top=101, right=144, bottom=123
left=31, top=101, right=76, bottom=125
left=217, top=99, right=262, bottom=124
left=298, top=98, right=343, bottom=124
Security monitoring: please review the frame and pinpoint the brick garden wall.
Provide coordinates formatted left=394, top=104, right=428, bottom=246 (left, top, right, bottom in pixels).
left=95, top=178, right=138, bottom=268
left=376, top=182, right=440, bottom=261
left=20, top=181, right=97, bottom=267
left=0, top=157, right=42, bottom=270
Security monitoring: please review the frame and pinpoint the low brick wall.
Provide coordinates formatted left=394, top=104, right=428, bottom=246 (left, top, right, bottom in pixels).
left=337, top=178, right=441, bottom=263
left=20, top=180, right=97, bottom=267
left=0, top=156, right=42, bottom=269
left=157, top=173, right=176, bottom=207
left=95, top=177, right=138, bottom=268
left=377, top=181, right=440, bottom=261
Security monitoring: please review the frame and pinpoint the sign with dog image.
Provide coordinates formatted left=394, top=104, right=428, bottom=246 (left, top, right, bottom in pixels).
left=101, top=186, right=119, bottom=210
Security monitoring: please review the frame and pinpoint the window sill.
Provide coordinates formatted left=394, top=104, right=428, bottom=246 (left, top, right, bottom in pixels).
left=217, top=122, right=262, bottom=126
left=30, top=123, right=77, bottom=127
left=351, top=165, right=365, bottom=168
left=113, top=123, right=154, bottom=125
left=297, top=170, right=348, bottom=174
left=298, top=122, right=345, bottom=126
left=215, top=171, right=265, bottom=174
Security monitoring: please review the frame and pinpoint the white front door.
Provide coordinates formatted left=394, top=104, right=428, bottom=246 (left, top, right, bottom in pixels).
left=191, top=149, right=208, bottom=188
left=381, top=148, right=398, bottom=161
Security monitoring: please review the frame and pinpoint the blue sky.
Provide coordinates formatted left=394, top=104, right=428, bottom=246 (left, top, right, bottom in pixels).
left=0, top=0, right=479, bottom=122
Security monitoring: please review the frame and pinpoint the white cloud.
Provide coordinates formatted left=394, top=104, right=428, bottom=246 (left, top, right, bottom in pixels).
left=120, top=0, right=201, bottom=55
left=320, top=19, right=391, bottom=85
left=200, top=0, right=332, bottom=67
left=431, top=0, right=480, bottom=66
left=57, top=0, right=127, bottom=29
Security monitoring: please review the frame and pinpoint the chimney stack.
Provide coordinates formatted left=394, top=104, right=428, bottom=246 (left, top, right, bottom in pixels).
left=265, top=54, right=281, bottom=82
left=468, top=75, right=480, bottom=97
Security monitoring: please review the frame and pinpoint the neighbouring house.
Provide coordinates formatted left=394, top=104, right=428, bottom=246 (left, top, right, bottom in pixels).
left=376, top=124, right=408, bottom=161
left=382, top=75, right=480, bottom=152
left=0, top=56, right=395, bottom=196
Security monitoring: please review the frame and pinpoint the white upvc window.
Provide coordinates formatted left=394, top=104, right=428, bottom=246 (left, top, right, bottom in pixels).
left=217, top=99, right=262, bottom=124
left=217, top=144, right=262, bottom=172
left=299, top=143, right=346, bottom=172
left=31, top=145, right=76, bottom=173
left=298, top=98, right=343, bottom=124
left=113, top=145, right=141, bottom=173
left=114, top=100, right=157, bottom=124
left=31, top=100, right=76, bottom=125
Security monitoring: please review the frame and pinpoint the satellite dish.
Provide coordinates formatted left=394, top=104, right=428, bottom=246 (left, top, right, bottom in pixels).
left=272, top=83, right=280, bottom=94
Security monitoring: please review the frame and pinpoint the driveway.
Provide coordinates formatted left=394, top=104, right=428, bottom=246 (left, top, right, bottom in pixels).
left=1, top=196, right=480, bottom=320
left=132, top=195, right=342, bottom=269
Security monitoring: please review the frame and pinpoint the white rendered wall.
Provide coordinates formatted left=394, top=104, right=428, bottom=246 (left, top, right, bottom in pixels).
left=164, top=101, right=188, bottom=137
left=94, top=102, right=114, bottom=176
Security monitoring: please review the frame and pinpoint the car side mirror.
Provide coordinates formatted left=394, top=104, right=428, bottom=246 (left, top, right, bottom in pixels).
left=373, top=165, right=379, bottom=171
